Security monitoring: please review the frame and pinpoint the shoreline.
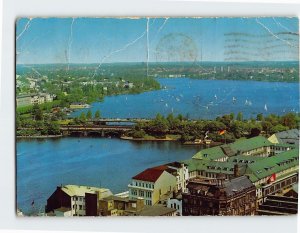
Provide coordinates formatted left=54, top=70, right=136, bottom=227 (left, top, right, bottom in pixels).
left=16, top=134, right=63, bottom=139
left=120, top=136, right=177, bottom=142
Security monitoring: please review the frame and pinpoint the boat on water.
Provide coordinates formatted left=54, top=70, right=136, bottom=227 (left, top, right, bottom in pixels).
left=264, top=104, right=268, bottom=111
left=232, top=97, right=236, bottom=103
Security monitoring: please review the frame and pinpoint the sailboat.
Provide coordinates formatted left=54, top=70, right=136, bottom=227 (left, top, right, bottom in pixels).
left=214, top=94, right=217, bottom=100
left=264, top=104, right=268, bottom=112
left=232, top=97, right=236, bottom=103
left=245, top=99, right=248, bottom=105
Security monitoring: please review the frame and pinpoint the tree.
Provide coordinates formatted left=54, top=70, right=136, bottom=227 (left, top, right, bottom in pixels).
left=32, top=104, right=43, bottom=121
left=46, top=122, right=61, bottom=135
left=256, top=113, right=264, bottom=121
left=16, top=112, right=21, bottom=129
left=94, top=110, right=101, bottom=119
left=236, top=112, right=243, bottom=121
left=79, top=112, right=86, bottom=123
left=280, top=113, right=297, bottom=129
left=270, top=124, right=289, bottom=134
left=262, top=121, right=273, bottom=135
left=149, top=113, right=169, bottom=135
left=87, top=110, right=92, bottom=120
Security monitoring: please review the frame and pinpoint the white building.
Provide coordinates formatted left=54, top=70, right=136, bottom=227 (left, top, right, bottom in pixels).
left=167, top=194, right=182, bottom=216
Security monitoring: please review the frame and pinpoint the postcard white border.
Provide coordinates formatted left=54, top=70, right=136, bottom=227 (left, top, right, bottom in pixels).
left=1, top=0, right=299, bottom=232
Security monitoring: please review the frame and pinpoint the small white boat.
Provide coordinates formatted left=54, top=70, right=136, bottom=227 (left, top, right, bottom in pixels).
left=264, top=104, right=268, bottom=111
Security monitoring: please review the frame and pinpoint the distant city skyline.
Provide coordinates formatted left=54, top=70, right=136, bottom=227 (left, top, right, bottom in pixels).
left=16, top=17, right=299, bottom=64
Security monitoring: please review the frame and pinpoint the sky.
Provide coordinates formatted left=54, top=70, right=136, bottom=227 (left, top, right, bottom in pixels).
left=16, top=17, right=299, bottom=64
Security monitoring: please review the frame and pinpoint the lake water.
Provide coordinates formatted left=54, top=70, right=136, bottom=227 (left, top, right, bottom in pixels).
left=71, top=78, right=299, bottom=119
left=17, top=137, right=199, bottom=214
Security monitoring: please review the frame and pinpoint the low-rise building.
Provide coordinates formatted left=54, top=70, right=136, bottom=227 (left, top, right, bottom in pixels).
left=244, top=148, right=299, bottom=204
left=45, top=185, right=112, bottom=216
left=192, top=136, right=275, bottom=161
left=182, top=176, right=256, bottom=216
left=128, top=166, right=177, bottom=206
left=167, top=193, right=182, bottom=216
left=268, top=129, right=299, bottom=146
left=96, top=196, right=144, bottom=216
left=16, top=94, right=32, bottom=107
left=134, top=205, right=176, bottom=216
left=257, top=195, right=298, bottom=215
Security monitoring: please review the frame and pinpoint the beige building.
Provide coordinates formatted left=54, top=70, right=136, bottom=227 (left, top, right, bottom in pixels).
left=128, top=167, right=177, bottom=206
left=46, top=185, right=113, bottom=216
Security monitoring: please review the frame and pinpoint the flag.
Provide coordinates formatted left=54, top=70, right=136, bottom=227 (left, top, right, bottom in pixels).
left=268, top=173, right=276, bottom=183
left=31, top=200, right=35, bottom=208
left=218, top=129, right=226, bottom=135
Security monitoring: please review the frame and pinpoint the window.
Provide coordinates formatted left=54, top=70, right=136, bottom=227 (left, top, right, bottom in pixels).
left=79, top=205, right=82, bottom=210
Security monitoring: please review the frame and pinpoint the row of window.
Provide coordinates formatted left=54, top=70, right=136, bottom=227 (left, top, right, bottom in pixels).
left=131, top=189, right=152, bottom=198
left=133, top=181, right=154, bottom=189
left=145, top=200, right=152, bottom=205
left=72, top=204, right=85, bottom=210
left=72, top=196, right=84, bottom=202
left=170, top=203, right=180, bottom=210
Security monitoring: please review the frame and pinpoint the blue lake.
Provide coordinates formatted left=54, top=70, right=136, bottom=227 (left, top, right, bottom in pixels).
left=71, top=78, right=300, bottom=119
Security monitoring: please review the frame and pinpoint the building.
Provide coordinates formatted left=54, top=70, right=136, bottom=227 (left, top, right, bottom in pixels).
left=69, top=102, right=90, bottom=109
left=45, top=185, right=112, bottom=216
left=134, top=205, right=176, bottom=216
left=128, top=166, right=177, bottom=206
left=167, top=193, right=182, bottom=216
left=184, top=159, right=245, bottom=180
left=16, top=93, right=54, bottom=107
left=192, top=136, right=275, bottom=161
left=268, top=129, right=300, bottom=146
left=257, top=195, right=298, bottom=215
left=16, top=94, right=32, bottom=107
left=244, top=148, right=299, bottom=204
left=124, top=81, right=134, bottom=88
left=163, top=162, right=189, bottom=192
left=182, top=176, right=256, bottom=216
left=96, top=196, right=144, bottom=216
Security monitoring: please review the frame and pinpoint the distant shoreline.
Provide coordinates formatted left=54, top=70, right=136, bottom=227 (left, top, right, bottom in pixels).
left=17, top=134, right=63, bottom=139
left=120, top=136, right=177, bottom=142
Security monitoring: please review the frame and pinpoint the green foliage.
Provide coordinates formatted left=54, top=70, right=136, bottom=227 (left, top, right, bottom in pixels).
left=79, top=112, right=87, bottom=123
left=86, top=110, right=92, bottom=120
left=132, top=130, right=146, bottom=138
left=236, top=112, right=243, bottom=121
left=256, top=113, right=264, bottom=121
left=94, top=110, right=101, bottom=119
left=32, top=104, right=43, bottom=121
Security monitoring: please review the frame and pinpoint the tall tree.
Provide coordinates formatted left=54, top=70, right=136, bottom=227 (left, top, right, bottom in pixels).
left=79, top=112, right=86, bottom=123
left=94, top=110, right=101, bottom=119
left=87, top=110, right=92, bottom=120
left=236, top=112, right=243, bottom=121
left=32, top=104, right=43, bottom=121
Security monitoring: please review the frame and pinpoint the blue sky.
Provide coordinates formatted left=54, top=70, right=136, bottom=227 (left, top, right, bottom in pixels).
left=16, top=17, right=299, bottom=64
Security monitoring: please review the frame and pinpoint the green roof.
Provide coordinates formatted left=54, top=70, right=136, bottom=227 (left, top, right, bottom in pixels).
left=228, top=155, right=264, bottom=164
left=230, top=136, right=273, bottom=152
left=192, top=146, right=227, bottom=160
left=183, top=159, right=236, bottom=174
left=245, top=148, right=299, bottom=182
left=192, top=136, right=274, bottom=161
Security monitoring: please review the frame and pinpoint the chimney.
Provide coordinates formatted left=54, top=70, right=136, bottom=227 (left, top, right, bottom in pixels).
left=234, top=164, right=240, bottom=177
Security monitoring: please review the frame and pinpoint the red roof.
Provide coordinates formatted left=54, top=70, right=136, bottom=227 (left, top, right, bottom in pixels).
left=132, top=168, right=165, bottom=182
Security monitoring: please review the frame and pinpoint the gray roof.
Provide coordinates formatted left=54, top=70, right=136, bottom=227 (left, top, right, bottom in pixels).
left=136, top=205, right=176, bottom=216
left=275, top=129, right=299, bottom=145
left=223, top=176, right=254, bottom=196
